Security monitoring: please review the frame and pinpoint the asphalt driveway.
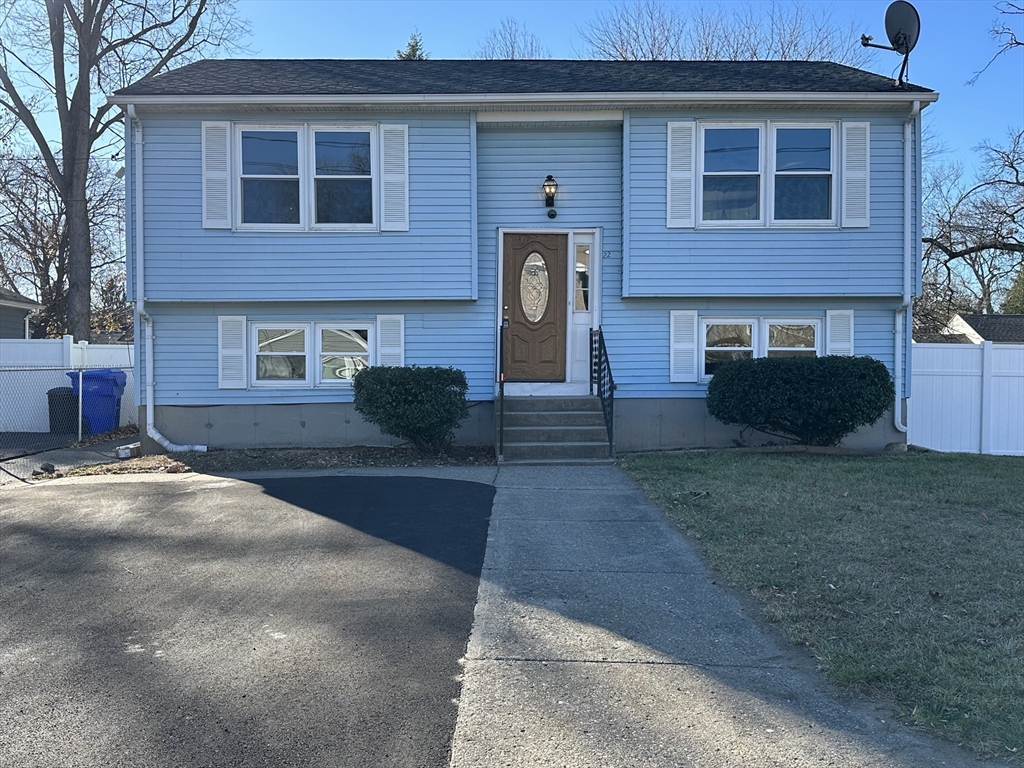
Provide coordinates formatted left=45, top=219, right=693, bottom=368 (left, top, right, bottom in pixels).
left=0, top=473, right=494, bottom=768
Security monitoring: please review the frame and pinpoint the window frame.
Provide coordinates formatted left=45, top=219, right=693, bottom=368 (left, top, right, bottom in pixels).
left=233, top=123, right=380, bottom=232
left=315, top=323, right=374, bottom=386
left=251, top=322, right=311, bottom=387
left=698, top=316, right=822, bottom=382
left=697, top=122, right=766, bottom=228
left=308, top=125, right=379, bottom=232
left=768, top=122, right=837, bottom=227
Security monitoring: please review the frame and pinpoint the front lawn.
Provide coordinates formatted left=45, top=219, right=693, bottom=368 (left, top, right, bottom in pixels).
left=621, top=450, right=1024, bottom=760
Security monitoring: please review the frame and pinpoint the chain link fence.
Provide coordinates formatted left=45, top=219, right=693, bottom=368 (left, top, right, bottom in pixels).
left=0, top=365, right=137, bottom=481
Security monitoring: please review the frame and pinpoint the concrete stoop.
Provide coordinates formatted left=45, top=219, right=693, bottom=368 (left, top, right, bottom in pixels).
left=497, top=396, right=613, bottom=463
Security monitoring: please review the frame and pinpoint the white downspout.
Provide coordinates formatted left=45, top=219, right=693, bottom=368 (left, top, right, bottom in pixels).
left=893, top=99, right=921, bottom=434
left=128, top=104, right=207, bottom=452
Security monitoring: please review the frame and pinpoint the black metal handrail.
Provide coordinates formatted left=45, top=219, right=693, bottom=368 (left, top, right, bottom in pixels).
left=590, top=326, right=616, bottom=457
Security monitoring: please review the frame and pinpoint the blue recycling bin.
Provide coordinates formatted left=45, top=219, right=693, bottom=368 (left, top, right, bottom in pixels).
left=67, top=369, right=127, bottom=435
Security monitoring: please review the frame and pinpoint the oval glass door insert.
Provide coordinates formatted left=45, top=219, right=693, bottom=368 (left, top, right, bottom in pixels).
left=520, top=252, right=550, bottom=323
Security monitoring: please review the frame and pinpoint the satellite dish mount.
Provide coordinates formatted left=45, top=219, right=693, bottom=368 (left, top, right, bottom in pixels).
left=860, top=0, right=921, bottom=89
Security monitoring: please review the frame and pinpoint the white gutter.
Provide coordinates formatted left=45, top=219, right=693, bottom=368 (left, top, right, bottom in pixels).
left=109, top=90, right=940, bottom=109
left=127, top=104, right=207, bottom=453
left=893, top=99, right=922, bottom=434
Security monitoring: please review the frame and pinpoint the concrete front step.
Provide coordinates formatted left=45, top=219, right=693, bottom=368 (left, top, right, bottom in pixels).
left=503, top=425, right=608, bottom=443
left=503, top=410, right=606, bottom=428
left=502, top=396, right=602, bottom=413
left=500, top=441, right=612, bottom=461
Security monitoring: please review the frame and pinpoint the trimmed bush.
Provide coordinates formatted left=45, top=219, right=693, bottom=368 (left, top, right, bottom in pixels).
left=353, top=365, right=470, bottom=454
left=705, top=355, right=895, bottom=446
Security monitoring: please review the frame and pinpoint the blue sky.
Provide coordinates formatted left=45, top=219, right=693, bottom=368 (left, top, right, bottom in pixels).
left=235, top=0, right=1024, bottom=175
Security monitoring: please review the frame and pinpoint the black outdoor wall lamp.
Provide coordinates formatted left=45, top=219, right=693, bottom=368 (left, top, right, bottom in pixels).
left=543, top=175, right=558, bottom=206
left=543, top=175, right=558, bottom=218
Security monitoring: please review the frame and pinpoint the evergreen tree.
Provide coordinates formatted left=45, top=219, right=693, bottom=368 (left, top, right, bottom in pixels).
left=396, top=32, right=429, bottom=60
left=1001, top=269, right=1024, bottom=314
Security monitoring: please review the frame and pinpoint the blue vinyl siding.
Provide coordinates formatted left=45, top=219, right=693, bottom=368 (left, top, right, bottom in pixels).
left=135, top=110, right=474, bottom=302
left=476, top=124, right=624, bottom=316
left=138, top=301, right=495, bottom=406
left=601, top=297, right=900, bottom=398
left=625, top=111, right=910, bottom=297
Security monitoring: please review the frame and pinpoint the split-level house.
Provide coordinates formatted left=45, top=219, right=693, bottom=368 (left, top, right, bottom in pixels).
left=110, top=60, right=935, bottom=458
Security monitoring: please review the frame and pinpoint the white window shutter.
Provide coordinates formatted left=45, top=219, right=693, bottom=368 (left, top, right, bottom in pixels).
left=218, top=316, right=247, bottom=388
left=841, top=122, right=870, bottom=228
left=380, top=124, right=409, bottom=232
left=202, top=122, right=232, bottom=229
left=376, top=315, right=405, bottom=366
left=666, top=122, right=696, bottom=228
left=826, top=310, right=855, bottom=356
left=670, top=310, right=699, bottom=382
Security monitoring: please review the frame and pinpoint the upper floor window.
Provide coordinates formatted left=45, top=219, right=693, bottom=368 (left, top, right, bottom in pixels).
left=701, top=126, right=762, bottom=224
left=696, top=122, right=837, bottom=227
left=771, top=125, right=835, bottom=224
left=236, top=124, right=377, bottom=231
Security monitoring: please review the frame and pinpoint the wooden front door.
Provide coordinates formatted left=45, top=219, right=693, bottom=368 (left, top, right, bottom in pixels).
left=502, top=233, right=568, bottom=382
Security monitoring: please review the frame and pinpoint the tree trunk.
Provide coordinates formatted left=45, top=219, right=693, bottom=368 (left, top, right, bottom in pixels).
left=64, top=157, right=92, bottom=342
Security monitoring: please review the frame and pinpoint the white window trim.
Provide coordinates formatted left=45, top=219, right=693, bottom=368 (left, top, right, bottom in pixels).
left=251, top=322, right=311, bottom=388
left=235, top=124, right=306, bottom=232
left=315, top=322, right=374, bottom=386
left=697, top=122, right=766, bottom=228
left=695, top=121, right=842, bottom=229
left=308, top=125, right=379, bottom=232
left=768, top=122, right=838, bottom=227
left=234, top=123, right=380, bottom=233
left=698, top=316, right=822, bottom=382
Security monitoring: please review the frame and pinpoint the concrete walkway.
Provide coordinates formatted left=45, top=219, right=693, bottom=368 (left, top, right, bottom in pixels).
left=448, top=464, right=991, bottom=768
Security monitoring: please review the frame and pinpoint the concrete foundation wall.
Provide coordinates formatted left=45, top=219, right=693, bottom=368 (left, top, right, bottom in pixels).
left=612, top=398, right=907, bottom=452
left=139, top=402, right=494, bottom=454
left=141, top=397, right=905, bottom=454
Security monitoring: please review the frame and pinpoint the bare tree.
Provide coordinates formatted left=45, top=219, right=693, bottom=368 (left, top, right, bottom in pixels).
left=0, top=152, right=124, bottom=337
left=915, top=130, right=1024, bottom=332
left=475, top=17, right=549, bottom=60
left=579, top=0, right=873, bottom=66
left=0, top=0, right=248, bottom=341
left=970, top=1, right=1023, bottom=83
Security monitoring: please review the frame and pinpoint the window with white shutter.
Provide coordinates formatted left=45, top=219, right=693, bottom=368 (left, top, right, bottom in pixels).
left=669, top=310, right=699, bottom=382
left=202, top=122, right=232, bottom=229
left=376, top=315, right=405, bottom=366
left=841, top=123, right=870, bottom=228
left=380, top=124, right=409, bottom=232
left=666, top=122, right=696, bottom=228
left=826, top=310, right=855, bottom=355
left=218, top=316, right=247, bottom=388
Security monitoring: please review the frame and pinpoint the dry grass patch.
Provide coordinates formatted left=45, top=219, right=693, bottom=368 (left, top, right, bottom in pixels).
left=621, top=450, right=1024, bottom=760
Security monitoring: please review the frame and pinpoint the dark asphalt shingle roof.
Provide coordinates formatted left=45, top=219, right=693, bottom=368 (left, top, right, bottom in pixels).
left=958, top=314, right=1024, bottom=343
left=0, top=286, right=40, bottom=307
left=113, top=59, right=933, bottom=98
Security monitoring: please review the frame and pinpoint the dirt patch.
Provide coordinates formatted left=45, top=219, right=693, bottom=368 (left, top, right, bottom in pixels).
left=66, top=445, right=496, bottom=477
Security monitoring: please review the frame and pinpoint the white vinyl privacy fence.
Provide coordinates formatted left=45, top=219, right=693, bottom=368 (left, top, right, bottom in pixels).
left=909, top=342, right=1024, bottom=456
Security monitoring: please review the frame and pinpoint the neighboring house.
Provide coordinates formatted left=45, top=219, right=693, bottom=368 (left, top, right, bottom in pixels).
left=940, top=313, right=1024, bottom=344
left=109, top=59, right=935, bottom=455
left=0, top=287, right=41, bottom=339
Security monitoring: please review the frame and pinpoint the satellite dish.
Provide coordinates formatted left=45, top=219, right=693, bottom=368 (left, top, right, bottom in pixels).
left=885, top=0, right=921, bottom=55
left=860, top=0, right=921, bottom=88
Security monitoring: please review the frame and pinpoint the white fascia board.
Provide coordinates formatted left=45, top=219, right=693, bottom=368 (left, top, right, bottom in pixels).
left=0, top=297, right=42, bottom=310
left=108, top=90, right=939, bottom=109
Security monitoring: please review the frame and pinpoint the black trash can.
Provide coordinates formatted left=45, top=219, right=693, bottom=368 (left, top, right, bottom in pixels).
left=47, top=387, right=79, bottom=435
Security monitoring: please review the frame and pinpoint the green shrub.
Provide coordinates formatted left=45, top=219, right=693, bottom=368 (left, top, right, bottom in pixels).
left=353, top=365, right=470, bottom=454
left=705, top=355, right=895, bottom=446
